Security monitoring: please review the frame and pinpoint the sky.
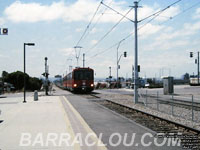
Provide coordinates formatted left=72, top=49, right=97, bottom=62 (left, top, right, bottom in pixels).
left=0, top=0, right=200, bottom=79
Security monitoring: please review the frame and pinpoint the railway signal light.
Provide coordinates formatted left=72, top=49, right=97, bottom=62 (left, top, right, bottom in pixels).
left=190, top=52, right=193, bottom=58
left=124, top=51, right=127, bottom=57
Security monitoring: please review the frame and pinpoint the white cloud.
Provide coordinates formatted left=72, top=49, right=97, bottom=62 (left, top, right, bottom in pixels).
left=139, top=23, right=164, bottom=38
left=0, top=54, right=8, bottom=58
left=5, top=1, right=65, bottom=23
left=91, top=39, right=98, bottom=45
left=91, top=27, right=97, bottom=34
left=155, top=6, right=180, bottom=22
left=154, top=21, right=200, bottom=42
left=60, top=48, right=75, bottom=57
left=0, top=18, right=5, bottom=25
left=5, top=0, right=178, bottom=24
left=138, top=5, right=155, bottom=21
left=75, top=28, right=83, bottom=32
left=4, top=0, right=130, bottom=23
left=193, top=7, right=200, bottom=19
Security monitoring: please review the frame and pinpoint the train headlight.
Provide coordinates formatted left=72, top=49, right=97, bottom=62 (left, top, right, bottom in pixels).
left=91, top=84, right=94, bottom=87
left=74, top=84, right=77, bottom=87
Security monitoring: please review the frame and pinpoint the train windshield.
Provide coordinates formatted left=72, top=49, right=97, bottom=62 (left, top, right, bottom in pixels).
left=74, top=70, right=94, bottom=80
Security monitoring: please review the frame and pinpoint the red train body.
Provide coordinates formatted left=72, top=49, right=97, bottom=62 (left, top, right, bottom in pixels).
left=63, top=67, right=94, bottom=93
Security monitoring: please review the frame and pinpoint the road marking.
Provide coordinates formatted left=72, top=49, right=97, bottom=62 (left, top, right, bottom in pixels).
left=63, top=96, right=107, bottom=150
left=59, top=97, right=81, bottom=150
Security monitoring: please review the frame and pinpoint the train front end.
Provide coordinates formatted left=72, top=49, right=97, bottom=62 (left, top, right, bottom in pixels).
left=72, top=68, right=94, bottom=93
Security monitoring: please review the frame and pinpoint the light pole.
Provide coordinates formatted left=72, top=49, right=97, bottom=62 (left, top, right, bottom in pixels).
left=23, top=43, right=35, bottom=103
left=117, top=50, right=127, bottom=88
left=116, top=40, right=125, bottom=88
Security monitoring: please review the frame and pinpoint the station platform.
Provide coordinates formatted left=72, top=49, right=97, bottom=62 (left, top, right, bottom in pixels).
left=0, top=89, right=182, bottom=150
left=0, top=95, right=107, bottom=150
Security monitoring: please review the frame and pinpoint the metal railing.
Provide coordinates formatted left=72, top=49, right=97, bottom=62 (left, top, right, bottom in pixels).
left=139, top=90, right=199, bottom=123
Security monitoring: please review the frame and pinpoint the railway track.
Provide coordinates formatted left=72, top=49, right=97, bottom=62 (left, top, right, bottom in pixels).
left=85, top=94, right=200, bottom=149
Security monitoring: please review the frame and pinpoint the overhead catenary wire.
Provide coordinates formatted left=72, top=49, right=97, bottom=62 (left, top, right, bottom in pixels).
left=158, top=1, right=200, bottom=26
left=65, top=0, right=103, bottom=70
left=139, top=0, right=182, bottom=22
left=81, top=0, right=114, bottom=45
left=85, top=7, right=134, bottom=54
left=86, top=0, right=187, bottom=63
left=101, top=1, right=134, bottom=23
left=75, top=0, right=103, bottom=48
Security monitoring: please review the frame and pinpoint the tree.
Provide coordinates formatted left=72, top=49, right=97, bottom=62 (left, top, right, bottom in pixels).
left=2, top=71, right=8, bottom=79
left=4, top=71, right=28, bottom=90
left=183, top=73, right=190, bottom=80
left=27, top=77, right=42, bottom=91
left=3, top=71, right=42, bottom=91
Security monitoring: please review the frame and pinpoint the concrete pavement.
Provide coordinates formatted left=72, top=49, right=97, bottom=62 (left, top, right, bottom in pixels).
left=0, top=87, right=183, bottom=150
left=0, top=95, right=107, bottom=150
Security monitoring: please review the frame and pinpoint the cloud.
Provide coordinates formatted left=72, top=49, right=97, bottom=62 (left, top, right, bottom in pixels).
left=4, top=0, right=130, bottom=23
left=5, top=0, right=179, bottom=24
left=155, top=6, right=180, bottom=22
left=90, top=27, right=97, bottom=34
left=193, top=7, right=200, bottom=19
left=139, top=23, right=164, bottom=38
left=5, top=1, right=65, bottom=23
left=75, top=28, right=83, bottom=32
left=91, top=39, right=98, bottom=45
left=0, top=54, right=8, bottom=58
left=60, top=48, right=75, bottom=57
left=154, top=21, right=200, bottom=42
left=0, top=18, right=5, bottom=25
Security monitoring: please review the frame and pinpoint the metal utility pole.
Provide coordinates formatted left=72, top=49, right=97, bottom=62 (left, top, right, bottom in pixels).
left=83, top=53, right=85, bottom=68
left=198, top=52, right=199, bottom=84
left=74, top=46, right=82, bottom=67
left=67, top=58, right=72, bottom=72
left=109, top=67, right=112, bottom=78
left=134, top=1, right=139, bottom=103
left=69, top=66, right=72, bottom=72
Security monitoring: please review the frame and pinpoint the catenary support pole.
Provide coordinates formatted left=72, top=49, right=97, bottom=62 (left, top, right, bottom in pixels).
left=83, top=53, right=85, bottom=68
left=197, top=52, right=199, bottom=85
left=134, top=1, right=139, bottom=103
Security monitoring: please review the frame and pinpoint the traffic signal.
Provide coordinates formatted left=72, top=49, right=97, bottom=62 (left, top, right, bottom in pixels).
left=124, top=51, right=127, bottom=57
left=195, top=59, right=197, bottom=64
left=190, top=52, right=193, bottom=58
left=138, top=65, right=140, bottom=72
